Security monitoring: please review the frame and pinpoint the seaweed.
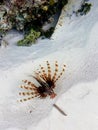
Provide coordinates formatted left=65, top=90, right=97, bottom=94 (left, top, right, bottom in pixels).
left=17, top=29, right=41, bottom=46
left=75, top=0, right=92, bottom=16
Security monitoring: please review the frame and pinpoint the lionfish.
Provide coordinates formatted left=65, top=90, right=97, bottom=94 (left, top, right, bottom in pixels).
left=18, top=61, right=66, bottom=102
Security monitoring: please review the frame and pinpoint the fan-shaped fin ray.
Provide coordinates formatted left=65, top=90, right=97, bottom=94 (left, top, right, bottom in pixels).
left=36, top=70, right=47, bottom=81
left=22, top=80, right=37, bottom=89
left=19, top=91, right=35, bottom=96
left=54, top=64, right=66, bottom=82
left=52, top=61, right=58, bottom=81
left=20, top=85, right=34, bottom=90
left=39, top=65, right=47, bottom=80
left=18, top=96, right=35, bottom=102
left=33, top=73, right=47, bottom=87
left=46, top=61, right=51, bottom=80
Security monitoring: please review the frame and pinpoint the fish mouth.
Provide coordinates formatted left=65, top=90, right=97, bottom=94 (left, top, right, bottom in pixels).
left=50, top=92, right=57, bottom=99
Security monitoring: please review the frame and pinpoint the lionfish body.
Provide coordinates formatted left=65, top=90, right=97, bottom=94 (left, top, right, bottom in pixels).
left=18, top=61, right=66, bottom=102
